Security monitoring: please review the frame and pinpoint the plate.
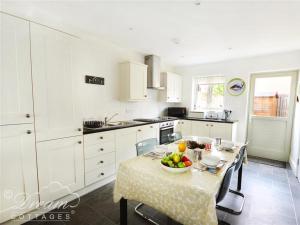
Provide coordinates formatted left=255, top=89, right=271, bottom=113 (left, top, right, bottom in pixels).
left=201, top=155, right=221, bottom=167
left=160, top=163, right=192, bottom=174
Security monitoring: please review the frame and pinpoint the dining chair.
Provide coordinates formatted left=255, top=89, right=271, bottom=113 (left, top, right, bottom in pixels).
left=216, top=145, right=247, bottom=215
left=167, top=131, right=182, bottom=143
left=136, top=138, right=158, bottom=156
left=135, top=138, right=160, bottom=225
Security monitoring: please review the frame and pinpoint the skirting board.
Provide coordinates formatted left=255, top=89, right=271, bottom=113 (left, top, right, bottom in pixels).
left=3, top=175, right=116, bottom=225
left=289, top=158, right=298, bottom=177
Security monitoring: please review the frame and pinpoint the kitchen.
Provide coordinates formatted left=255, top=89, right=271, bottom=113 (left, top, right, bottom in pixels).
left=1, top=1, right=300, bottom=225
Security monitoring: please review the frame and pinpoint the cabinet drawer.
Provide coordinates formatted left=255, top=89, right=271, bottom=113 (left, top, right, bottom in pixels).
left=84, top=131, right=115, bottom=146
left=85, top=164, right=116, bottom=186
left=85, top=152, right=115, bottom=172
left=84, top=141, right=115, bottom=159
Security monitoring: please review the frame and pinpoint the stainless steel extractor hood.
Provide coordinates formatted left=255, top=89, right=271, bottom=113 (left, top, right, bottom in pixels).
left=144, top=55, right=165, bottom=90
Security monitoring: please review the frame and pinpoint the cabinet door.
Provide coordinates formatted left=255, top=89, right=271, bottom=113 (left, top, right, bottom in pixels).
left=130, top=63, right=147, bottom=100
left=30, top=23, right=81, bottom=141
left=209, top=122, right=232, bottom=140
left=166, top=73, right=175, bottom=102
left=191, top=121, right=210, bottom=137
left=176, top=74, right=182, bottom=102
left=174, top=120, right=181, bottom=133
left=0, top=124, right=38, bottom=223
left=36, top=136, right=84, bottom=202
left=180, top=120, right=192, bottom=136
left=0, top=14, right=33, bottom=125
left=136, top=124, right=158, bottom=143
left=115, top=127, right=137, bottom=169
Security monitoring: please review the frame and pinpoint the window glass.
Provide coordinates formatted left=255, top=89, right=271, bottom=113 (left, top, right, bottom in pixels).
left=253, top=76, right=291, bottom=117
left=192, top=76, right=224, bottom=111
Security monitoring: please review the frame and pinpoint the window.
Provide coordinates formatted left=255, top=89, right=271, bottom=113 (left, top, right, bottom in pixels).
left=253, top=76, right=291, bottom=117
left=192, top=76, right=224, bottom=111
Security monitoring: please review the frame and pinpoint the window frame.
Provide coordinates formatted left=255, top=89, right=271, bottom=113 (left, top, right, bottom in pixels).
left=191, top=76, right=225, bottom=112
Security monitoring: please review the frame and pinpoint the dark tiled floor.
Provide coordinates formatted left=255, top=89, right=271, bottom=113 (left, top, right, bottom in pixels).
left=24, top=161, right=300, bottom=225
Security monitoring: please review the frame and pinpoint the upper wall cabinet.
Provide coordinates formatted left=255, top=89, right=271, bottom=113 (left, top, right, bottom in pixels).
left=161, top=72, right=182, bottom=103
left=30, top=23, right=82, bottom=141
left=120, top=62, right=148, bottom=101
left=0, top=14, right=34, bottom=125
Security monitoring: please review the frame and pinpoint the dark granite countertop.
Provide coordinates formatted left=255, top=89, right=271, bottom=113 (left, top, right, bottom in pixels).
left=83, top=117, right=237, bottom=135
left=181, top=117, right=237, bottom=124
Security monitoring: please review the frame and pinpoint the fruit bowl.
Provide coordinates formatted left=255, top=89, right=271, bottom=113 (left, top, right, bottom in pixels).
left=160, top=153, right=192, bottom=174
left=160, top=163, right=192, bottom=174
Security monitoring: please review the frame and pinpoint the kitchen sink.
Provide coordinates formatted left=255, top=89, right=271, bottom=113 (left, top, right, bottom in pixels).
left=107, top=121, right=142, bottom=126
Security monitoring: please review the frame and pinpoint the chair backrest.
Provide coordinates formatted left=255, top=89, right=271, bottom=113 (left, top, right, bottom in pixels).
left=234, top=145, right=247, bottom=172
left=216, top=162, right=236, bottom=203
left=136, top=138, right=158, bottom=156
left=167, top=132, right=182, bottom=143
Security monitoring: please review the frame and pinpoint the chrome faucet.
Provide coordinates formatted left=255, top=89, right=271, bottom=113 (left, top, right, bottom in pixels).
left=104, top=113, right=119, bottom=125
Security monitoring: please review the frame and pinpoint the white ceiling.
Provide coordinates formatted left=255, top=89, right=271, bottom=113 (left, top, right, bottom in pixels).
left=2, top=0, right=300, bottom=66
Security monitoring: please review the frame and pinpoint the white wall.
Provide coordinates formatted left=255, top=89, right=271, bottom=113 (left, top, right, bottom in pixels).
left=174, top=51, right=300, bottom=143
left=72, top=38, right=172, bottom=122
left=290, top=78, right=300, bottom=175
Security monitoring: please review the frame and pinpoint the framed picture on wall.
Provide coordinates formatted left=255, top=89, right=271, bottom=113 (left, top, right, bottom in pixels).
left=227, top=78, right=246, bottom=96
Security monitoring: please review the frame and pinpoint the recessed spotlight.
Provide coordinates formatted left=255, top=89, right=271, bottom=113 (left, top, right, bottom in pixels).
left=194, top=1, right=201, bottom=6
left=228, top=47, right=233, bottom=50
left=180, top=56, right=185, bottom=58
left=171, top=38, right=180, bottom=45
left=129, top=27, right=134, bottom=31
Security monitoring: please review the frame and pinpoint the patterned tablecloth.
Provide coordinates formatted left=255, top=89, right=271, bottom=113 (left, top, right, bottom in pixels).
left=113, top=143, right=241, bottom=225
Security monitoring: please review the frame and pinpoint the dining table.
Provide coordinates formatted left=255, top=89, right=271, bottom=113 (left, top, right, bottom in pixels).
left=113, top=138, right=244, bottom=225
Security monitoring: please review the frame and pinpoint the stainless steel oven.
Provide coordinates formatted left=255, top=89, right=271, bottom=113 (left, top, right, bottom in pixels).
left=159, top=121, right=174, bottom=144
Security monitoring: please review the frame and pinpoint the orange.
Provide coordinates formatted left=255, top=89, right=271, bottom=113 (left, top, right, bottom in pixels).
left=178, top=141, right=187, bottom=152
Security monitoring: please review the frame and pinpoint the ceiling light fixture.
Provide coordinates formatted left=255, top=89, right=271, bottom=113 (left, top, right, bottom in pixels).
left=171, top=38, right=180, bottom=45
left=194, top=1, right=201, bottom=6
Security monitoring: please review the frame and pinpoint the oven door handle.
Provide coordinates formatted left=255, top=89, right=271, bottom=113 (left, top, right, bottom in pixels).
left=160, top=126, right=174, bottom=131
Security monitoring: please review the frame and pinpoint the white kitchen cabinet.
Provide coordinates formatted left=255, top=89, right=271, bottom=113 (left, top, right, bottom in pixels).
left=191, top=121, right=210, bottom=137
left=176, top=120, right=192, bottom=136
left=136, top=124, right=159, bottom=143
left=162, top=72, right=182, bottom=103
left=36, top=136, right=84, bottom=202
left=83, top=130, right=116, bottom=185
left=0, top=124, right=38, bottom=223
left=0, top=13, right=34, bottom=125
left=191, top=120, right=236, bottom=141
left=120, top=62, right=148, bottom=101
left=115, top=127, right=137, bottom=169
left=30, top=23, right=82, bottom=141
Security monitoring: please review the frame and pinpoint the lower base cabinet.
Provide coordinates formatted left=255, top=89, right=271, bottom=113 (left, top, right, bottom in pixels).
left=0, top=124, right=39, bottom=223
left=115, top=127, right=137, bottom=169
left=36, top=136, right=84, bottom=203
left=83, top=130, right=116, bottom=186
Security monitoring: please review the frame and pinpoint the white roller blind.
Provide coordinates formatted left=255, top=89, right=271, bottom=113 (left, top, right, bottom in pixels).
left=194, top=76, right=224, bottom=85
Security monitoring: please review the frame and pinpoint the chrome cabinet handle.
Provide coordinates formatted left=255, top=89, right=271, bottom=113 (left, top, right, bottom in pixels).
left=98, top=148, right=104, bottom=152
left=26, top=130, right=32, bottom=134
left=97, top=160, right=104, bottom=165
